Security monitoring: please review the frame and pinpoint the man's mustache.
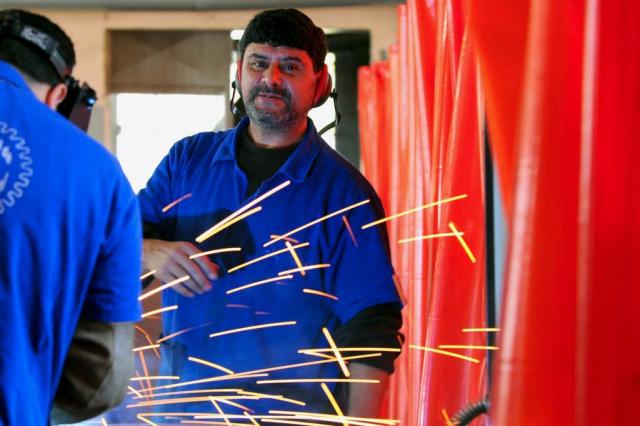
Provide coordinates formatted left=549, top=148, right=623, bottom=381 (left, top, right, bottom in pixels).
left=247, top=85, right=292, bottom=105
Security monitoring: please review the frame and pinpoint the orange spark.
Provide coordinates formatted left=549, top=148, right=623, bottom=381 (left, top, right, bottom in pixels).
left=140, top=270, right=156, bottom=280
left=131, top=388, right=241, bottom=400
left=322, top=328, right=349, bottom=378
left=261, top=420, right=327, bottom=426
left=257, top=379, right=379, bottom=384
left=362, top=194, right=468, bottom=229
left=303, top=289, right=338, bottom=301
left=301, top=351, right=339, bottom=360
left=133, top=344, right=160, bottom=352
left=238, top=391, right=306, bottom=407
left=409, top=345, right=480, bottom=363
left=137, top=412, right=237, bottom=418
left=133, top=373, right=268, bottom=393
left=135, top=324, right=160, bottom=358
left=137, top=415, right=158, bottom=426
left=438, top=345, right=499, bottom=350
left=162, top=193, right=193, bottom=213
left=462, top=327, right=501, bottom=332
left=157, top=322, right=212, bottom=344
left=128, top=385, right=144, bottom=398
left=227, top=243, right=310, bottom=274
left=188, top=356, right=235, bottom=374
left=448, top=222, right=476, bottom=263
left=226, top=274, right=293, bottom=295
left=217, top=398, right=253, bottom=412
left=139, top=275, right=190, bottom=301
left=398, top=232, right=462, bottom=244
left=268, top=410, right=400, bottom=425
left=189, top=247, right=242, bottom=259
left=320, top=383, right=347, bottom=426
left=138, top=351, right=153, bottom=398
left=142, top=304, right=178, bottom=319
left=210, top=321, right=297, bottom=338
left=210, top=398, right=232, bottom=426
left=196, top=206, right=263, bottom=243
left=278, top=264, right=331, bottom=276
left=233, top=353, right=382, bottom=377
left=244, top=411, right=260, bottom=426
left=285, top=241, right=306, bottom=275
left=270, top=235, right=300, bottom=244
left=298, top=347, right=401, bottom=354
left=127, top=396, right=257, bottom=410
left=196, top=180, right=291, bottom=243
left=441, top=408, right=455, bottom=426
left=130, top=376, right=179, bottom=381
left=264, top=199, right=371, bottom=247
left=341, top=215, right=358, bottom=247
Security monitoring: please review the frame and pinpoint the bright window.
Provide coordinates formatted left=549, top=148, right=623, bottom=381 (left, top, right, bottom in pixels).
left=115, top=93, right=226, bottom=193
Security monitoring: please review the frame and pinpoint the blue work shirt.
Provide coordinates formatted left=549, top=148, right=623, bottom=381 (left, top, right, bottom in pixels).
left=138, top=117, right=400, bottom=415
left=0, top=61, right=142, bottom=425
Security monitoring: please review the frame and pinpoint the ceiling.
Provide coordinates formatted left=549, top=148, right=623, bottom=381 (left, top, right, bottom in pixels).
left=0, top=0, right=403, bottom=10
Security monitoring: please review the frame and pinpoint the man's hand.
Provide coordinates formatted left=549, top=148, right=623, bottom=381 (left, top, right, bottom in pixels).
left=143, top=239, right=219, bottom=297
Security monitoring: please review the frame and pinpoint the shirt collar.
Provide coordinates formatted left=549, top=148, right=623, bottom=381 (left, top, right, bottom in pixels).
left=212, top=116, right=322, bottom=183
left=0, top=60, right=31, bottom=92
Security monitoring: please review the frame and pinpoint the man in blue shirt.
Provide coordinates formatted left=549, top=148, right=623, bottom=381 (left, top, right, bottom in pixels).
left=139, top=9, right=402, bottom=420
left=0, top=9, right=141, bottom=425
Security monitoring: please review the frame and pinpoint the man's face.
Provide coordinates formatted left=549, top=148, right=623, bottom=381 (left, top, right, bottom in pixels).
left=240, top=43, right=318, bottom=130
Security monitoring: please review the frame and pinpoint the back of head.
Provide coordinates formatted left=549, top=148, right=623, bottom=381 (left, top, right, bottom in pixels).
left=0, top=9, right=75, bottom=85
left=238, top=8, right=327, bottom=72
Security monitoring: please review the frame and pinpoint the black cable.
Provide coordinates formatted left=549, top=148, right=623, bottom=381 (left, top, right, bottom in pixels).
left=318, top=89, right=341, bottom=136
left=452, top=399, right=490, bottom=426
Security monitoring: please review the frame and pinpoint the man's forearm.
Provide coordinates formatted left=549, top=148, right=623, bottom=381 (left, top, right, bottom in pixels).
left=347, top=363, right=390, bottom=418
left=51, top=321, right=134, bottom=424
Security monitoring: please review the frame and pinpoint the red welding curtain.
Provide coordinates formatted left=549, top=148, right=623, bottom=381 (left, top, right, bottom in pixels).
left=467, top=0, right=640, bottom=424
left=358, top=0, right=488, bottom=424
left=361, top=0, right=640, bottom=424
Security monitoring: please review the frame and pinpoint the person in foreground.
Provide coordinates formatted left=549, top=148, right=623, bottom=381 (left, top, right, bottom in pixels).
left=0, top=9, right=141, bottom=425
left=139, top=8, right=403, bottom=419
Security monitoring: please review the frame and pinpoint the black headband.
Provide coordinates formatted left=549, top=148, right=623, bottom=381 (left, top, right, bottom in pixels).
left=0, top=11, right=71, bottom=81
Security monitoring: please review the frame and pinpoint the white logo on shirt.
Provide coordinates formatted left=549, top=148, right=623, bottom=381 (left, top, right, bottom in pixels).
left=0, top=122, right=33, bottom=215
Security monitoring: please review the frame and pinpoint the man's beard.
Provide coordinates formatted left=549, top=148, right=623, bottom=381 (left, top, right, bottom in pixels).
left=244, top=85, right=301, bottom=130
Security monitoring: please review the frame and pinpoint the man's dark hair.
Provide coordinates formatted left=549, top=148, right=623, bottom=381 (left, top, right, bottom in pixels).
left=238, top=8, right=327, bottom=72
left=0, top=9, right=75, bottom=85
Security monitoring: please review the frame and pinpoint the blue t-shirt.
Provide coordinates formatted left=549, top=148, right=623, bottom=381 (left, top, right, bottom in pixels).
left=0, top=61, right=142, bottom=425
left=138, top=117, right=400, bottom=415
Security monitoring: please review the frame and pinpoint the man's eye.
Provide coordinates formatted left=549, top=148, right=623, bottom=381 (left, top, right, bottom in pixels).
left=282, top=63, right=299, bottom=73
left=251, top=61, right=267, bottom=70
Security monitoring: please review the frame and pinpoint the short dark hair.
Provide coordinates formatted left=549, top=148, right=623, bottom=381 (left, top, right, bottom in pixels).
left=238, top=8, right=327, bottom=72
left=0, top=9, right=75, bottom=85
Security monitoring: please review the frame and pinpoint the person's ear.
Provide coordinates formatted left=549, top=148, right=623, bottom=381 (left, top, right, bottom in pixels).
left=44, top=82, right=68, bottom=109
left=234, top=58, right=243, bottom=95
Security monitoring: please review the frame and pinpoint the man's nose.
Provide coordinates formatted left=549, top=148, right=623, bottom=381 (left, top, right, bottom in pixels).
left=262, top=64, right=283, bottom=87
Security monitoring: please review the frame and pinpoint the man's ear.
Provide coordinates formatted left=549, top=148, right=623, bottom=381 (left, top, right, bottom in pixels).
left=234, top=58, right=243, bottom=95
left=44, top=82, right=67, bottom=110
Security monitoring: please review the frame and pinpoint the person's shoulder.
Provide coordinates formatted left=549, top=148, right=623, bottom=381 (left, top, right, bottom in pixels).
left=313, top=137, right=377, bottom=196
left=172, top=127, right=235, bottom=156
